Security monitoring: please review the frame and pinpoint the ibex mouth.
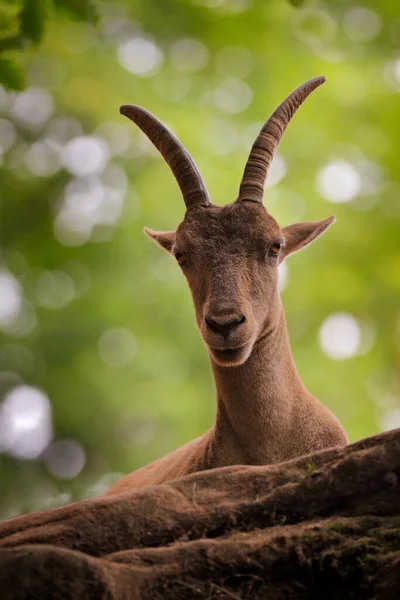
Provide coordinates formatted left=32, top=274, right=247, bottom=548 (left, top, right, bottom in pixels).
left=209, top=344, right=252, bottom=367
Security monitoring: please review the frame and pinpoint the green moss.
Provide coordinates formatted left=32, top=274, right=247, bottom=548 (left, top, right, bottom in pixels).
left=303, top=462, right=318, bottom=479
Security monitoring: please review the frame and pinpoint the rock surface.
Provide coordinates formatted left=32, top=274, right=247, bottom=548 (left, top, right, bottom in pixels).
left=0, top=429, right=399, bottom=599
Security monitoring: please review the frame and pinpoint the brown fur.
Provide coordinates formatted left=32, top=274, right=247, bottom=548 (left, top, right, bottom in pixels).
left=107, top=202, right=347, bottom=495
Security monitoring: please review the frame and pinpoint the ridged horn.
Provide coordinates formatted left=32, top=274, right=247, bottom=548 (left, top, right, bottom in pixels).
left=237, top=76, right=326, bottom=204
left=120, top=105, right=211, bottom=210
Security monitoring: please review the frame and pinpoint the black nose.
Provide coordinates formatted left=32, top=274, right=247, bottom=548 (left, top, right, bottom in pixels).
left=205, top=314, right=246, bottom=336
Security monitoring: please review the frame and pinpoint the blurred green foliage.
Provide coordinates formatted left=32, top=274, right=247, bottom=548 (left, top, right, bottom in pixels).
left=0, top=0, right=400, bottom=517
left=0, top=0, right=99, bottom=89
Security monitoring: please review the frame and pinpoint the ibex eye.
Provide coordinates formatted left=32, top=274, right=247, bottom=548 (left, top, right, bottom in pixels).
left=174, top=251, right=187, bottom=267
left=268, top=242, right=281, bottom=257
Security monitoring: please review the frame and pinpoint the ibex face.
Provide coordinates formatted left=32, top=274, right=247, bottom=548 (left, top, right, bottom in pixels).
left=122, top=77, right=335, bottom=366
left=164, top=203, right=281, bottom=366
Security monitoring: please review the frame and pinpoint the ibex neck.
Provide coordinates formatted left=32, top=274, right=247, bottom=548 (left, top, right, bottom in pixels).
left=210, top=306, right=309, bottom=466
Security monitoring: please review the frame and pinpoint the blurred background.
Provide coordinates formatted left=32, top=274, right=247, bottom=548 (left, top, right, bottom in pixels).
left=1, top=0, right=400, bottom=518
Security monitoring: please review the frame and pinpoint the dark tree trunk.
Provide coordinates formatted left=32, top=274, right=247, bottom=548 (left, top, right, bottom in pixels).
left=0, top=429, right=399, bottom=599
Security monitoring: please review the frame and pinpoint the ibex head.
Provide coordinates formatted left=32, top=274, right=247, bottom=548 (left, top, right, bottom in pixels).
left=122, top=77, right=334, bottom=367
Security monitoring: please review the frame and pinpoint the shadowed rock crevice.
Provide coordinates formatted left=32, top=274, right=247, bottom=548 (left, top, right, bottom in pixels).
left=0, top=429, right=399, bottom=599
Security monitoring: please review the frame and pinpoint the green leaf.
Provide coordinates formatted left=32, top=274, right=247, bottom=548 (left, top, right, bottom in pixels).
left=54, top=0, right=99, bottom=24
left=19, top=0, right=48, bottom=44
left=0, top=2, right=20, bottom=37
left=288, top=0, right=306, bottom=6
left=0, top=57, right=25, bottom=90
left=0, top=34, right=24, bottom=52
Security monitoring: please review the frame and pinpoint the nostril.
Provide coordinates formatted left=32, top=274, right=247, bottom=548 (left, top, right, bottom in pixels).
left=205, top=314, right=246, bottom=335
left=205, top=317, right=220, bottom=333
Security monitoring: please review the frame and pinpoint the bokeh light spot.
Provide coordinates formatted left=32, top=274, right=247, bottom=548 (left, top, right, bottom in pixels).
left=293, top=7, right=337, bottom=51
left=343, top=7, right=382, bottom=42
left=25, top=139, right=62, bottom=177
left=98, top=328, right=137, bottom=367
left=45, top=116, right=83, bottom=143
left=118, top=37, right=164, bottom=77
left=317, top=160, right=361, bottom=203
left=96, top=122, right=131, bottom=156
left=2, top=301, right=37, bottom=339
left=54, top=210, right=93, bottom=247
left=12, top=88, right=54, bottom=129
left=278, top=262, right=289, bottom=293
left=44, top=439, right=86, bottom=480
left=214, top=78, right=253, bottom=114
left=0, top=118, right=17, bottom=154
left=0, top=385, right=53, bottom=460
left=384, top=58, right=400, bottom=92
left=265, top=153, right=287, bottom=188
left=55, top=173, right=126, bottom=242
left=193, top=0, right=251, bottom=15
left=63, top=136, right=110, bottom=177
left=35, top=270, right=76, bottom=310
left=319, top=313, right=361, bottom=360
left=170, top=38, right=209, bottom=72
left=380, top=408, right=400, bottom=432
left=0, top=271, right=23, bottom=330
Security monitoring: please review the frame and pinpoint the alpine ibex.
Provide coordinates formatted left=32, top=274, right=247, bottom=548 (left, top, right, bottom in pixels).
left=107, top=76, right=348, bottom=495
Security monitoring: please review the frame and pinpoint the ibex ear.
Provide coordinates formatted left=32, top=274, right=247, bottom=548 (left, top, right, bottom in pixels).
left=144, top=227, right=176, bottom=254
left=281, top=216, right=335, bottom=259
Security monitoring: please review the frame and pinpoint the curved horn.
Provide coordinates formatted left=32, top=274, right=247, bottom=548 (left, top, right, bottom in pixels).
left=120, top=105, right=211, bottom=210
left=238, top=76, right=325, bottom=204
